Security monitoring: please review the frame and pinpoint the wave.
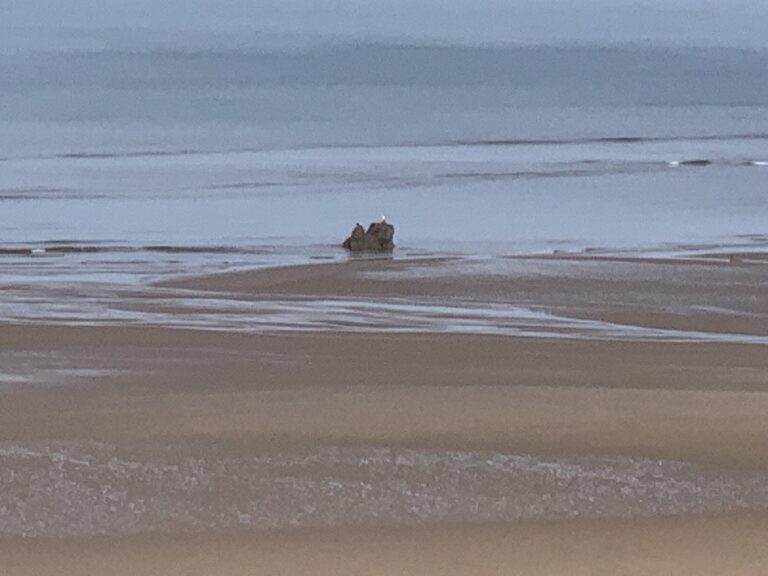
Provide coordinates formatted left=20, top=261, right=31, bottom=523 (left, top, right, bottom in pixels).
left=0, top=243, right=274, bottom=257
left=669, top=159, right=768, bottom=168
left=204, top=181, right=285, bottom=190
left=5, top=132, right=768, bottom=164
left=441, top=168, right=605, bottom=181
left=438, top=157, right=760, bottom=181
left=2, top=155, right=762, bottom=205
left=451, top=133, right=768, bottom=147
left=0, top=245, right=127, bottom=256
left=0, top=187, right=95, bottom=201
left=43, top=147, right=263, bottom=162
left=52, top=149, right=226, bottom=160
left=142, top=245, right=266, bottom=254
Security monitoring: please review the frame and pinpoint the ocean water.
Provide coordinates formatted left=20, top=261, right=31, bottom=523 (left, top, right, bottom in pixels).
left=1, top=44, right=767, bottom=309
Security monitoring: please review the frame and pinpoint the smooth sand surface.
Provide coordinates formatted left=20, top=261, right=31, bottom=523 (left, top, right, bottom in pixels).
left=3, top=325, right=768, bottom=469
left=3, top=255, right=768, bottom=573
left=3, top=515, right=768, bottom=576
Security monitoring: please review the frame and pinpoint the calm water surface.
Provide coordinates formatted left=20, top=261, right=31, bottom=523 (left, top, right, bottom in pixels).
left=1, top=45, right=767, bottom=319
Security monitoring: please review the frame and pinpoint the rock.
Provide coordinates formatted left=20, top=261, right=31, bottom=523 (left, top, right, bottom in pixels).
left=342, top=220, right=395, bottom=252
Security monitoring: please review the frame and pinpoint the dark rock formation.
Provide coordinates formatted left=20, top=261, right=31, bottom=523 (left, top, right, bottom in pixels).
left=342, top=220, right=395, bottom=252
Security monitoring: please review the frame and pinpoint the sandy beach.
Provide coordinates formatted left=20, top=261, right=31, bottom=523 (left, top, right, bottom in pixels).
left=4, top=514, right=768, bottom=576
left=1, top=255, right=768, bottom=573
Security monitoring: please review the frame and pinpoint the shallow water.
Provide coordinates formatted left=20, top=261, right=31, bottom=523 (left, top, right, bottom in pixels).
left=3, top=284, right=768, bottom=347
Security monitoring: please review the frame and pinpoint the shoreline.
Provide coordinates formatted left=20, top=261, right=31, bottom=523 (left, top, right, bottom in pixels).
left=157, top=253, right=768, bottom=340
left=2, top=248, right=767, bottom=341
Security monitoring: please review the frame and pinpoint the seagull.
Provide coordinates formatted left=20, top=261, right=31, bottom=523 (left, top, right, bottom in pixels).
left=381, top=215, right=387, bottom=222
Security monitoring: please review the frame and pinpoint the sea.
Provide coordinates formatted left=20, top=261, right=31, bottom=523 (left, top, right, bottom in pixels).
left=1, top=43, right=767, bottom=326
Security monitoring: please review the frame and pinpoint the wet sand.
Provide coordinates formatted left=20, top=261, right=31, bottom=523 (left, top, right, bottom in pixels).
left=3, top=514, right=768, bottom=576
left=3, top=326, right=768, bottom=467
left=162, top=254, right=768, bottom=337
left=2, top=255, right=768, bottom=573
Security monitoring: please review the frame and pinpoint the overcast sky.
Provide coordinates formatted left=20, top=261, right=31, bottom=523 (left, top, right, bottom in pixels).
left=2, top=0, right=768, bottom=51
